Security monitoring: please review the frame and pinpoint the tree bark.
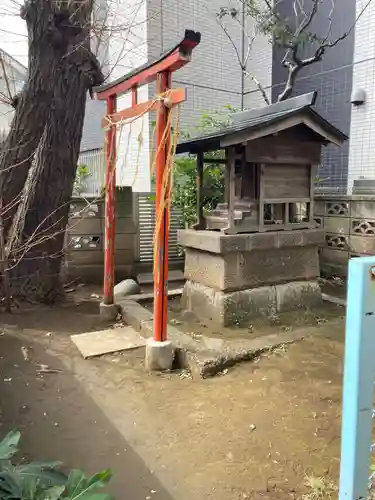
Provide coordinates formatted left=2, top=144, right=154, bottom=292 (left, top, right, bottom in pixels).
left=2, top=0, right=103, bottom=302
left=0, top=0, right=70, bottom=236
left=8, top=69, right=90, bottom=301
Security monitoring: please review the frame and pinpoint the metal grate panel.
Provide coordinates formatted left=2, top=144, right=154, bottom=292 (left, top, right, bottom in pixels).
left=137, top=193, right=183, bottom=263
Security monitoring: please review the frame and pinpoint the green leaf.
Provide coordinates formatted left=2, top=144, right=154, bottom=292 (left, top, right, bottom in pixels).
left=19, top=467, right=67, bottom=486
left=0, top=430, right=20, bottom=460
left=0, top=470, right=23, bottom=499
left=1, top=461, right=68, bottom=491
left=86, top=469, right=112, bottom=489
left=77, top=494, right=114, bottom=500
left=66, top=469, right=112, bottom=500
left=22, top=477, right=39, bottom=500
left=0, top=459, right=13, bottom=470
left=0, top=431, right=112, bottom=500
left=19, top=461, right=63, bottom=471
left=45, top=485, right=66, bottom=500
left=66, top=469, right=86, bottom=498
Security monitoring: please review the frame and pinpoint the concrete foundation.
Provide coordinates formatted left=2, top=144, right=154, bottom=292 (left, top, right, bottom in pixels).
left=178, top=229, right=324, bottom=327
left=182, top=280, right=322, bottom=327
left=99, top=302, right=119, bottom=321
left=145, top=339, right=175, bottom=371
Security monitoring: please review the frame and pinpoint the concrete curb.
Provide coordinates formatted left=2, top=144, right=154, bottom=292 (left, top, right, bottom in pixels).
left=187, top=329, right=306, bottom=378
left=322, top=293, right=346, bottom=307
left=117, top=296, right=306, bottom=378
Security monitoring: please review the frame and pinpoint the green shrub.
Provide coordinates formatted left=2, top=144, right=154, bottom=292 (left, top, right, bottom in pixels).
left=172, top=106, right=237, bottom=228
left=172, top=154, right=225, bottom=228
left=0, top=430, right=113, bottom=500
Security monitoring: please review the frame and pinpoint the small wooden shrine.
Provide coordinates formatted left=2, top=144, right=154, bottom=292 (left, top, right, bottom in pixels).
left=178, top=92, right=346, bottom=234
left=176, top=92, right=347, bottom=327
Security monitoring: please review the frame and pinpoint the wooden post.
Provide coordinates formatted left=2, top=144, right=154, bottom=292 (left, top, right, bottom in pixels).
left=131, top=86, right=138, bottom=107
left=284, top=202, right=290, bottom=225
left=103, top=95, right=117, bottom=305
left=153, top=71, right=171, bottom=343
left=227, top=147, right=235, bottom=231
left=224, top=160, right=230, bottom=207
left=258, top=164, right=265, bottom=232
left=196, top=151, right=204, bottom=229
left=309, top=164, right=316, bottom=227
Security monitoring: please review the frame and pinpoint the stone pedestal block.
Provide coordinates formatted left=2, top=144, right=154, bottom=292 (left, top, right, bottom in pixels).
left=145, top=339, right=174, bottom=371
left=179, top=229, right=323, bottom=292
left=182, top=280, right=322, bottom=327
left=178, top=228, right=323, bottom=328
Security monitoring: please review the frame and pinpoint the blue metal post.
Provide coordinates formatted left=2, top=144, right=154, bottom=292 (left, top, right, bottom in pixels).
left=339, top=256, right=375, bottom=500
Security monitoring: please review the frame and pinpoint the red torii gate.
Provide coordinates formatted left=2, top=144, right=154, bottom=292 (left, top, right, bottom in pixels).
left=94, top=29, right=201, bottom=343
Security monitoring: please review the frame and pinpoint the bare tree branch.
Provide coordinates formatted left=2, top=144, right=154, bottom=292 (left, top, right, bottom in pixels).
left=277, top=0, right=374, bottom=100
left=215, top=5, right=270, bottom=105
left=244, top=71, right=270, bottom=105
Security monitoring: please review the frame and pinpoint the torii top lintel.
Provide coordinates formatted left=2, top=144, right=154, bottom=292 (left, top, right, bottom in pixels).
left=93, top=29, right=201, bottom=101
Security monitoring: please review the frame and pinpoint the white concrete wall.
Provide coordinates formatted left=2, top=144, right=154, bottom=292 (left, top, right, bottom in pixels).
left=0, top=0, right=27, bottom=67
left=0, top=101, right=14, bottom=130
left=347, top=0, right=375, bottom=193
left=106, top=0, right=151, bottom=192
left=0, top=51, right=26, bottom=130
left=116, top=85, right=151, bottom=192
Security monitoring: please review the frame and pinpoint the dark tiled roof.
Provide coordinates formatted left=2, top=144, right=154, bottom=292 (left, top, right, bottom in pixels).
left=80, top=98, right=106, bottom=152
left=176, top=92, right=348, bottom=154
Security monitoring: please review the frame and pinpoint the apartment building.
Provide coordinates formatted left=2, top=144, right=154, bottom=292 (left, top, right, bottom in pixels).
left=269, top=0, right=355, bottom=195
left=81, top=0, right=374, bottom=196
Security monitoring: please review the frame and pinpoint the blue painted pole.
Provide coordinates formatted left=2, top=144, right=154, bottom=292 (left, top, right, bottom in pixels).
left=339, top=256, right=375, bottom=500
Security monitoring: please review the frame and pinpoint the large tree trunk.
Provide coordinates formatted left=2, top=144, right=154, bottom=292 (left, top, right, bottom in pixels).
left=0, top=0, right=69, bottom=235
left=7, top=68, right=90, bottom=301
left=1, top=0, right=103, bottom=302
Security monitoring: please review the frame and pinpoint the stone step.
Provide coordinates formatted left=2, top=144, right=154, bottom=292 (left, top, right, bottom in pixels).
left=137, top=269, right=185, bottom=285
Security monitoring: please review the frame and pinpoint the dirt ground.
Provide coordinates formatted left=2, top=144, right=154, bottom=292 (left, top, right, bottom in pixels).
left=0, top=288, right=346, bottom=500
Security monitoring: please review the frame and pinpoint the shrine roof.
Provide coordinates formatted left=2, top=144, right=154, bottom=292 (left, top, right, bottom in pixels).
left=176, top=92, right=348, bottom=154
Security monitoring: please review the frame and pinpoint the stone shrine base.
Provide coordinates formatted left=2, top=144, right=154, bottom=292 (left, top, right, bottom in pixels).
left=178, top=228, right=325, bottom=327
left=182, top=280, right=322, bottom=327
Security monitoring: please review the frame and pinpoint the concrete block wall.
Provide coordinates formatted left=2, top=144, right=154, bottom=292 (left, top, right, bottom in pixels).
left=315, top=195, right=375, bottom=277
left=65, top=188, right=137, bottom=282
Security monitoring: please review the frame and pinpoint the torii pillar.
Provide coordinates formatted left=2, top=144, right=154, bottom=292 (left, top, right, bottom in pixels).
left=94, top=30, right=201, bottom=366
